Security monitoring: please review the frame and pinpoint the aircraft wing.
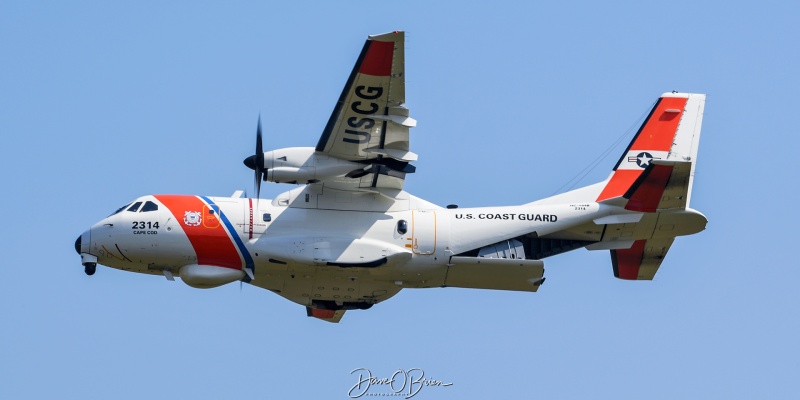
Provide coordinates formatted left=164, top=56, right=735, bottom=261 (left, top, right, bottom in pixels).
left=445, top=257, right=546, bottom=292
left=316, top=31, right=416, bottom=191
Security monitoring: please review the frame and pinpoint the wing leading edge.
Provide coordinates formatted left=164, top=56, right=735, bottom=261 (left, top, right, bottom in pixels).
left=316, top=31, right=416, bottom=191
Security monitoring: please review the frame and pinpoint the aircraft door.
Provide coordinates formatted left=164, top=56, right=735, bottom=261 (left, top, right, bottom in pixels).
left=411, top=210, right=437, bottom=255
left=243, top=199, right=269, bottom=238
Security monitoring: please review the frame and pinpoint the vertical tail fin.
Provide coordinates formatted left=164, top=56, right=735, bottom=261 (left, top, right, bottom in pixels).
left=596, top=92, right=706, bottom=206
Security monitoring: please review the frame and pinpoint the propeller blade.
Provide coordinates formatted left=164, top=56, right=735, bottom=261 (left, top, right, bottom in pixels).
left=243, top=115, right=266, bottom=206
left=253, top=115, right=265, bottom=199
left=256, top=116, right=263, bottom=159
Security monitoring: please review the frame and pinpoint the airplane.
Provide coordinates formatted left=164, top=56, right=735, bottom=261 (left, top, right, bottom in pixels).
left=75, top=31, right=707, bottom=323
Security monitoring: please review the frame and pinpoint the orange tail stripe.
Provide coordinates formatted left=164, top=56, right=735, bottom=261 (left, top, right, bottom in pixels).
left=309, top=308, right=336, bottom=319
left=597, top=96, right=688, bottom=201
left=627, top=97, right=687, bottom=152
left=597, top=170, right=642, bottom=202
left=625, top=164, right=674, bottom=212
left=611, top=240, right=646, bottom=280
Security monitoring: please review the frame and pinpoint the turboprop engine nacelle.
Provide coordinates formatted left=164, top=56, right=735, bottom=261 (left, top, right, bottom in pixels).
left=179, top=264, right=245, bottom=289
left=263, top=147, right=362, bottom=184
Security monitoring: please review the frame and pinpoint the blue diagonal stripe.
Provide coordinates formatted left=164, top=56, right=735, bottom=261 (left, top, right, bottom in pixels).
left=200, top=196, right=254, bottom=271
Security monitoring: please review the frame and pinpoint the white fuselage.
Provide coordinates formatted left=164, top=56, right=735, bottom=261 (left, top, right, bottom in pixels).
left=77, top=185, right=706, bottom=309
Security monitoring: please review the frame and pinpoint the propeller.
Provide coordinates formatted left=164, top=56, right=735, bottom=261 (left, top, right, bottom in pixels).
left=241, top=116, right=264, bottom=284
left=243, top=115, right=266, bottom=199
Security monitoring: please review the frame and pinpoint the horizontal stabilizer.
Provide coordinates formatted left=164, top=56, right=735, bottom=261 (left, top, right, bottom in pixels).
left=597, top=196, right=629, bottom=208
left=593, top=214, right=643, bottom=225
left=610, top=238, right=674, bottom=280
left=306, top=307, right=346, bottom=323
left=586, top=240, right=635, bottom=251
left=445, top=257, right=545, bottom=292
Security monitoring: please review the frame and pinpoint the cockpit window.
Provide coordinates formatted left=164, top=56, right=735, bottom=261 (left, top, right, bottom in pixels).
left=140, top=201, right=159, bottom=212
left=109, top=203, right=131, bottom=216
left=127, top=202, right=142, bottom=212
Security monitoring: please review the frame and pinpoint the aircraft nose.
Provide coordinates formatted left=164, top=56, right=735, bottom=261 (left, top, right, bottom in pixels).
left=75, top=229, right=91, bottom=255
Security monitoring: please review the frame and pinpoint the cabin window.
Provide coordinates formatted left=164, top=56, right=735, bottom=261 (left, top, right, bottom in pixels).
left=140, top=201, right=159, bottom=212
left=127, top=202, right=142, bottom=212
left=397, top=219, right=408, bottom=235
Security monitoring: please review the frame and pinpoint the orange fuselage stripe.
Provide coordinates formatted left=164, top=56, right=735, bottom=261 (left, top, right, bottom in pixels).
left=155, top=195, right=242, bottom=270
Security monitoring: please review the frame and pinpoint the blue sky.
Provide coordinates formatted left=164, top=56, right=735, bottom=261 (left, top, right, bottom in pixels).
left=2, top=1, right=798, bottom=399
